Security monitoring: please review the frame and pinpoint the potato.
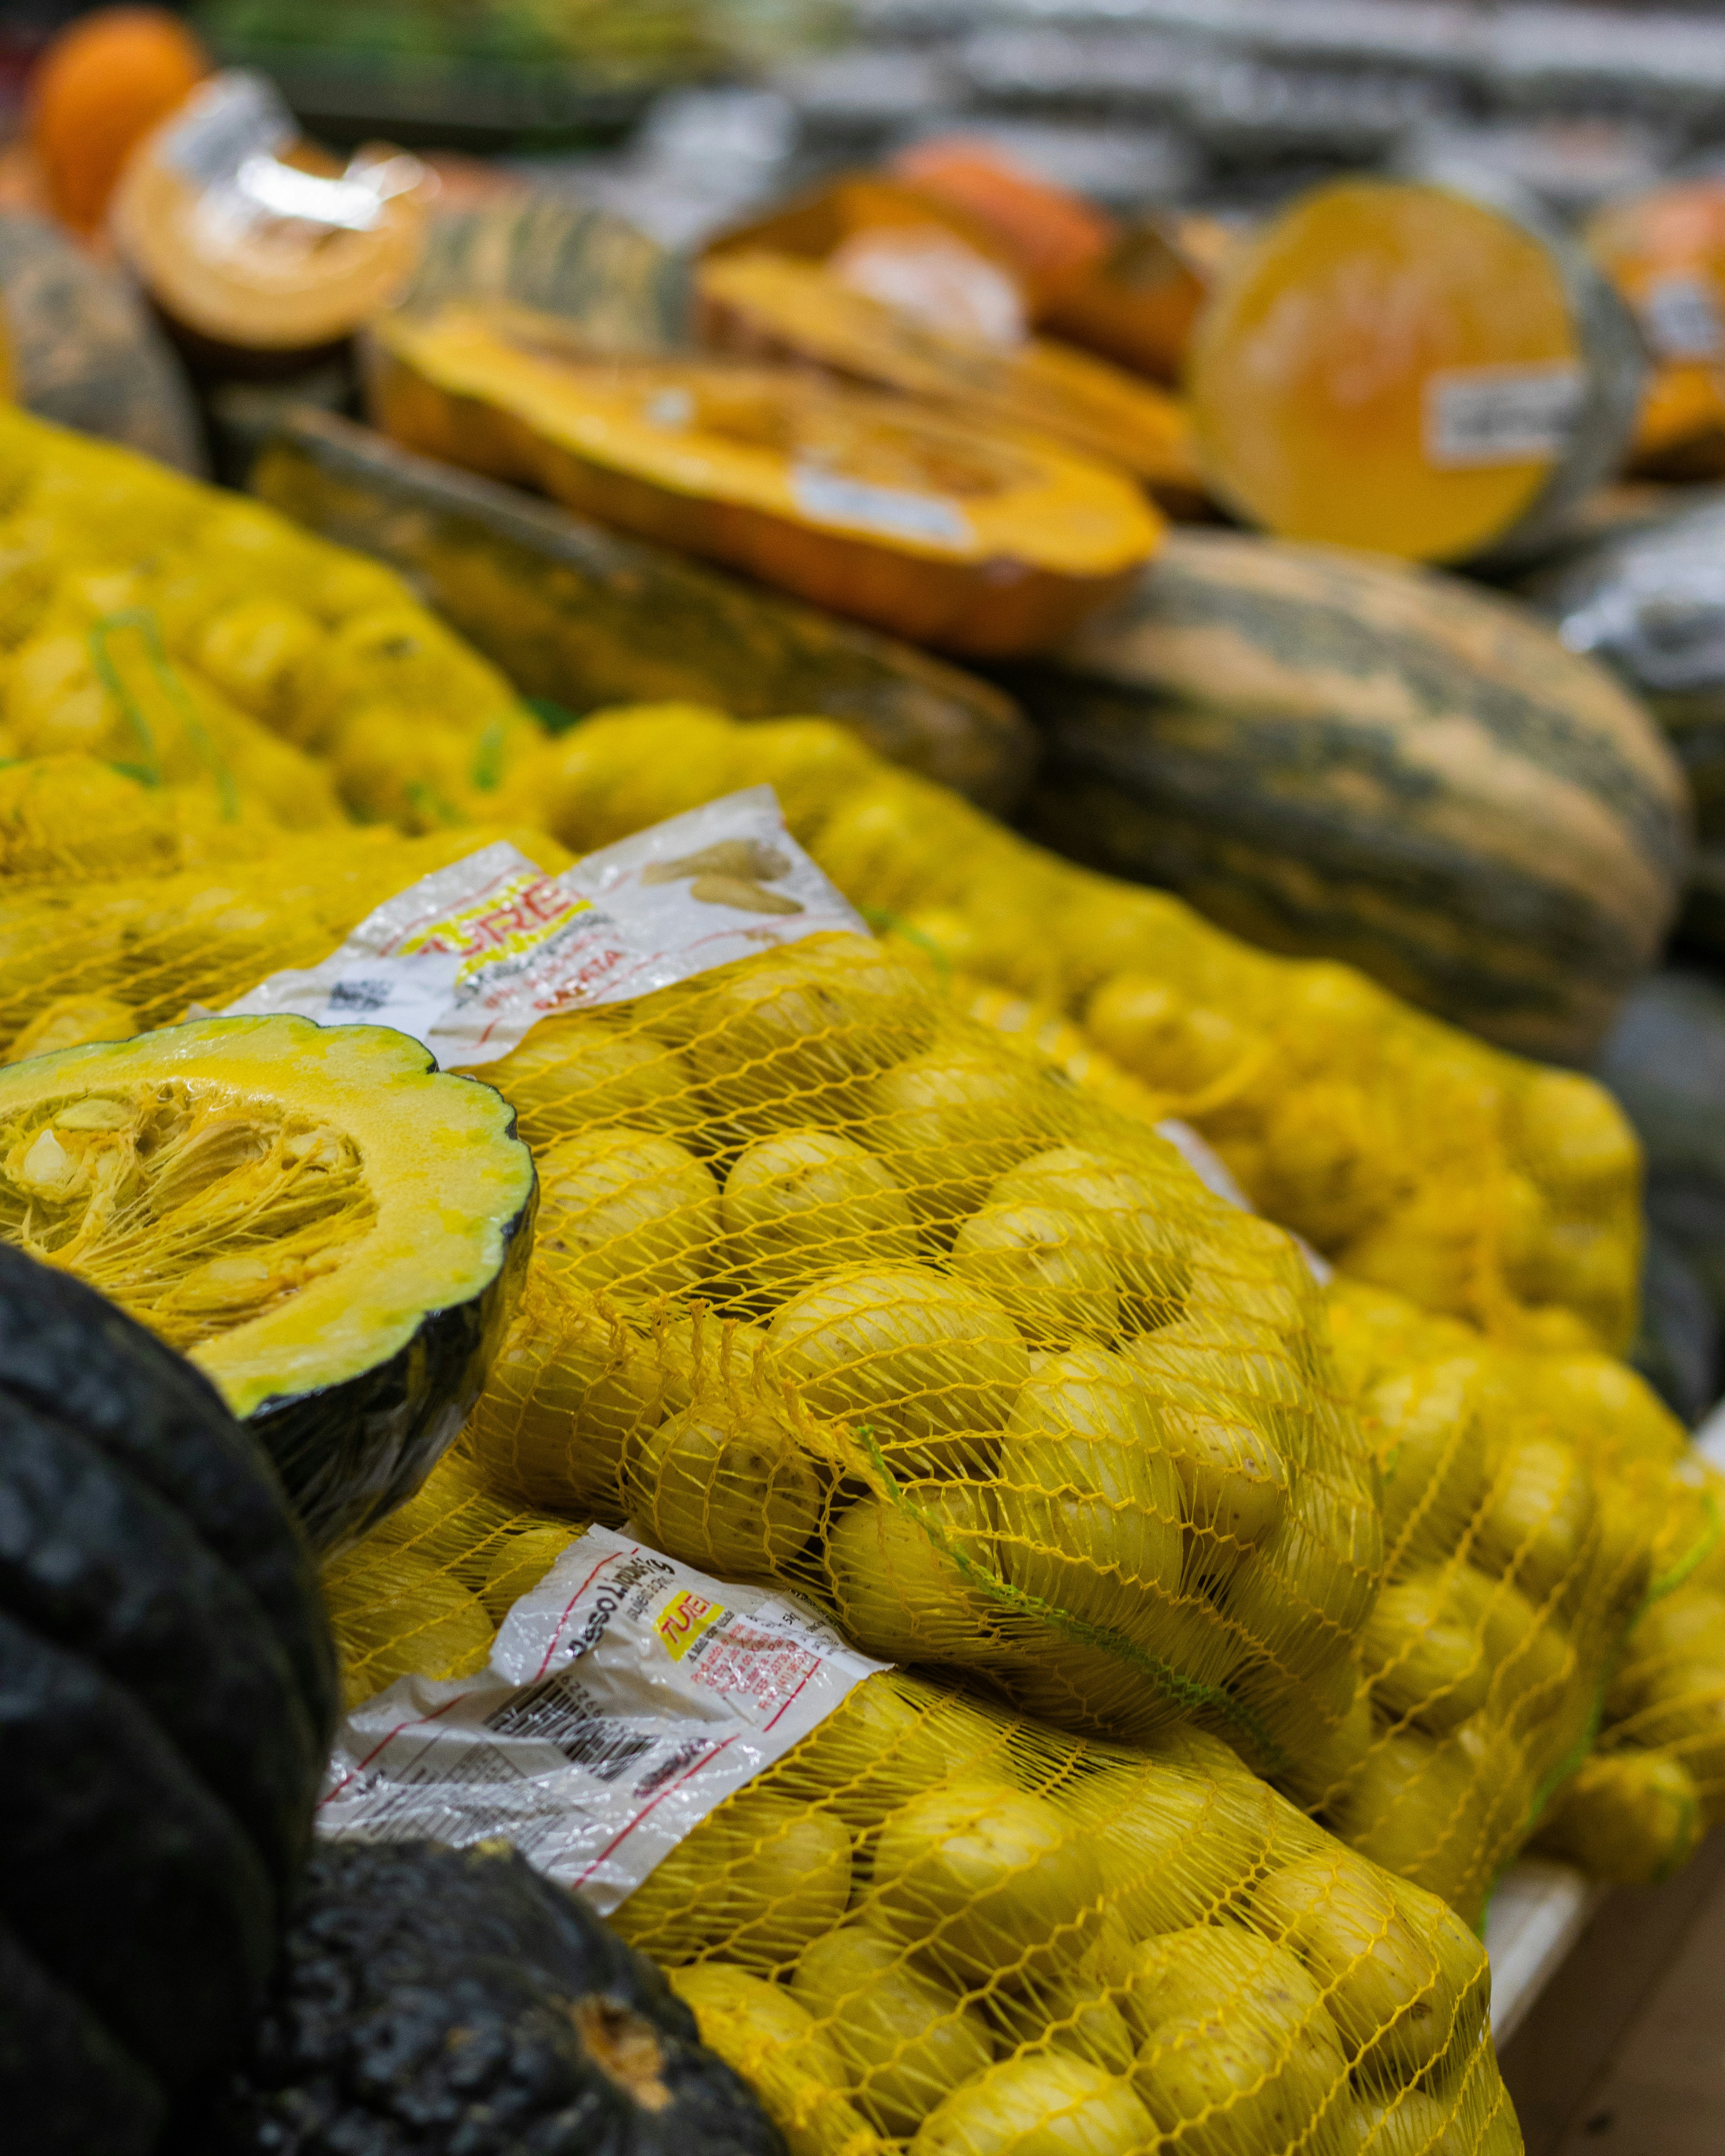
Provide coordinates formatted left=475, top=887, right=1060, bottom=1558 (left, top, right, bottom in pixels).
left=868, top=1050, right=1071, bottom=1229
left=768, top=1266, right=1027, bottom=1474
left=466, top=1274, right=659, bottom=1512
left=1123, top=1921, right=1347, bottom=2156
left=479, top=1012, right=696, bottom=1147
left=613, top=1789, right=851, bottom=1974
left=994, top=1347, right=1184, bottom=1648
left=1334, top=1723, right=1536, bottom=1924
left=321, top=1556, right=493, bottom=1710
left=1360, top=1573, right=1494, bottom=1736
left=1223, top=1467, right=1384, bottom=1680
left=724, top=1127, right=921, bottom=1300
left=1366, top=1360, right=1488, bottom=1564
left=628, top=1401, right=825, bottom=1580
left=794, top=1925, right=994, bottom=2134
left=536, top=1125, right=720, bottom=1302
left=684, top=935, right=930, bottom=1132
left=1125, top=1312, right=1318, bottom=1464
left=642, top=1308, right=775, bottom=1421
left=477, top=1524, right=578, bottom=1623
left=1062, top=1760, right=1269, bottom=1937
left=948, top=1203, right=1120, bottom=1346
left=668, top=1962, right=884, bottom=2156
left=825, top=1485, right=1002, bottom=1664
left=1534, top=1750, right=1704, bottom=1884
left=870, top=1779, right=1102, bottom=1990
left=1337, top=2090, right=1470, bottom=2156
left=1250, top=1848, right=1482, bottom=2079
left=910, top=2052, right=1154, bottom=2156
left=1472, top=1436, right=1596, bottom=1605
left=775, top=1673, right=1017, bottom=1832
left=990, top=1146, right=1192, bottom=1331
left=1160, top=1398, right=1289, bottom=1567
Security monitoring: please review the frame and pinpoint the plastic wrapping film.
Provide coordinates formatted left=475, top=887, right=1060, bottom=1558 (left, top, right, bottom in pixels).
left=489, top=704, right=1646, bottom=1361
left=316, top=1447, right=1523, bottom=2156
left=0, top=401, right=539, bottom=833
left=1322, top=1278, right=1713, bottom=1918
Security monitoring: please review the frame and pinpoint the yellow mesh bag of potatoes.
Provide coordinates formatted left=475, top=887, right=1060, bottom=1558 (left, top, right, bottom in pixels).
left=1320, top=1277, right=1716, bottom=1916
left=456, top=918, right=1386, bottom=1779
left=0, top=403, right=539, bottom=829
left=1534, top=1454, right=1725, bottom=1886
left=0, top=819, right=574, bottom=1062
left=495, top=703, right=1641, bottom=1356
left=318, top=1463, right=1521, bottom=2156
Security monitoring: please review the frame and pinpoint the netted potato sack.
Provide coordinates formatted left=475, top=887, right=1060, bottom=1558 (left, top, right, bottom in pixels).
left=1322, top=1278, right=1712, bottom=1918
left=321, top=1481, right=1519, bottom=2156
left=455, top=923, right=1383, bottom=1782
left=496, top=704, right=1642, bottom=1356
left=1535, top=1453, right=1725, bottom=1886
left=0, top=818, right=573, bottom=1062
left=0, top=404, right=538, bottom=830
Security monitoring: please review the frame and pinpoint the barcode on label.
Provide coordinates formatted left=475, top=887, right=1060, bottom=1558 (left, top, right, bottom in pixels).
left=1639, top=274, right=1725, bottom=362
left=791, top=464, right=973, bottom=549
left=1423, top=363, right=1585, bottom=468
left=484, top=1673, right=656, bottom=1785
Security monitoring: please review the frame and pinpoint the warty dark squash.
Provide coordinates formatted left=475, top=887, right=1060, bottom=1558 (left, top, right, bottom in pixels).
left=0, top=1240, right=335, bottom=2153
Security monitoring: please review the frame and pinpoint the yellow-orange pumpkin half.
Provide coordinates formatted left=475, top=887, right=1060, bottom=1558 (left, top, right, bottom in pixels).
left=368, top=304, right=1163, bottom=658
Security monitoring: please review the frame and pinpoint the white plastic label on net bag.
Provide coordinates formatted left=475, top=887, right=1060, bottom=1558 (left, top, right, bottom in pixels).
left=317, top=1524, right=886, bottom=1912
left=220, top=785, right=867, bottom=1067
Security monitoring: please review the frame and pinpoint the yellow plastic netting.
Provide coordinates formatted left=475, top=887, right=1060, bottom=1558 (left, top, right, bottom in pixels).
left=322, top=1446, right=1522, bottom=2156
left=1535, top=1456, right=1725, bottom=1885
left=458, top=925, right=1382, bottom=1778
left=1319, top=1279, right=1710, bottom=1919
left=0, top=403, right=537, bottom=831
left=491, top=705, right=1644, bottom=1358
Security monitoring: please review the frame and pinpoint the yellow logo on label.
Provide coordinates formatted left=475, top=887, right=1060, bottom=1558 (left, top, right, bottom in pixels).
left=397, top=871, right=591, bottom=986
left=656, top=1589, right=725, bottom=1661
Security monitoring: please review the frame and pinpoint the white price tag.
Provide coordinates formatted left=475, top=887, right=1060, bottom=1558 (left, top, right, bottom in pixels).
left=1638, top=273, right=1725, bottom=362
left=317, top=1526, right=885, bottom=1913
left=791, top=464, right=973, bottom=550
left=1423, top=362, right=1585, bottom=468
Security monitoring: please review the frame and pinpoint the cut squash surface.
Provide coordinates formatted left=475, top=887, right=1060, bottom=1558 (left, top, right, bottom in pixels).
left=1189, top=179, right=1642, bottom=564
left=0, top=1015, right=534, bottom=1545
left=698, top=247, right=1203, bottom=506
left=372, top=304, right=1161, bottom=656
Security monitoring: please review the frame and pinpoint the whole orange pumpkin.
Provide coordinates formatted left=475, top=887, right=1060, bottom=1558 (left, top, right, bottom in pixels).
left=29, top=7, right=207, bottom=234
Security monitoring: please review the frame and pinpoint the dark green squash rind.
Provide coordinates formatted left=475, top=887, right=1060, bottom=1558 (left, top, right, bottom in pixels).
left=0, top=1920, right=160, bottom=2156
left=251, top=407, right=1037, bottom=817
left=254, top=1179, right=533, bottom=1555
left=1007, top=532, right=1691, bottom=1062
left=0, top=210, right=206, bottom=475
left=0, top=1398, right=325, bottom=1893
left=213, top=1838, right=787, bottom=2156
left=0, top=1609, right=276, bottom=2092
left=0, top=1243, right=337, bottom=1740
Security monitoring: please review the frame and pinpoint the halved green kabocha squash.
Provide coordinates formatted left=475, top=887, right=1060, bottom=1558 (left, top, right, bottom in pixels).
left=0, top=1240, right=335, bottom=2152
left=0, top=1015, right=535, bottom=1551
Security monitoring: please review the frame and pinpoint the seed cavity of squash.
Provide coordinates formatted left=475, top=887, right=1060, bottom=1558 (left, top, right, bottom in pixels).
left=0, top=1078, right=375, bottom=1348
left=572, top=1996, right=674, bottom=2113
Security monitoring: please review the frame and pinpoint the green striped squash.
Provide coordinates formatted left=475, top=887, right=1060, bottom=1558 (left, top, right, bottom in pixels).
left=1010, top=529, right=1692, bottom=1062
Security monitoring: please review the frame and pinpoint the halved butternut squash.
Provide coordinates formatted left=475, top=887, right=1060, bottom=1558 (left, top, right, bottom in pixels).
left=1189, top=179, right=1644, bottom=565
left=697, top=248, right=1204, bottom=512
left=368, top=303, right=1162, bottom=658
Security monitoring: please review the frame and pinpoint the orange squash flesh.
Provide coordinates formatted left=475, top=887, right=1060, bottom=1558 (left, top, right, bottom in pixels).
left=1190, top=181, right=1621, bottom=563
left=1588, top=180, right=1725, bottom=479
left=369, top=304, right=1162, bottom=659
left=697, top=248, right=1204, bottom=513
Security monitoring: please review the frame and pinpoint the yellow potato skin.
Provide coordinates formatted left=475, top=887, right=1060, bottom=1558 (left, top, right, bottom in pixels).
left=614, top=1791, right=852, bottom=1973
left=793, top=1925, right=994, bottom=2135
left=628, top=1400, right=826, bottom=1581
left=668, top=1962, right=887, bottom=2156
left=723, top=1126, right=922, bottom=1299
left=910, top=2050, right=1156, bottom=2156
left=479, top=1012, right=697, bottom=1148
left=949, top=1201, right=1121, bottom=1347
left=825, top=1484, right=1002, bottom=1664
left=868, top=1050, right=1072, bottom=1227
left=536, top=1125, right=721, bottom=1303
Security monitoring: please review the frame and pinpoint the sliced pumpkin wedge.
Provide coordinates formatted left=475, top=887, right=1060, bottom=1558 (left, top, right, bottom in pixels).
left=0, top=1015, right=534, bottom=1549
left=696, top=247, right=1204, bottom=511
left=368, top=302, right=1162, bottom=659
